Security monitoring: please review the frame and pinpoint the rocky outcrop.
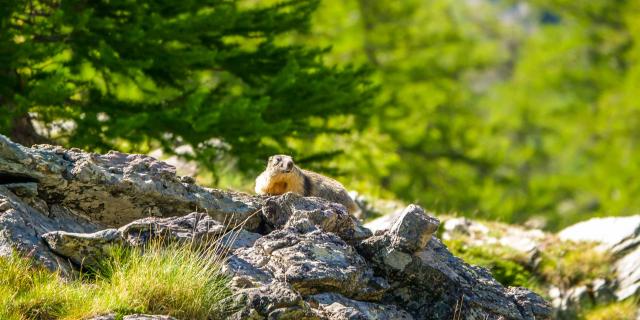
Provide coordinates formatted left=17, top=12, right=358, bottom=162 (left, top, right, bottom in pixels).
left=0, top=135, right=550, bottom=320
left=0, top=135, right=260, bottom=275
left=559, top=215, right=640, bottom=301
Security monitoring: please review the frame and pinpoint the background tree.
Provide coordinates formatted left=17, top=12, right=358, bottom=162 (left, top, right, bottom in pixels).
left=4, top=0, right=640, bottom=230
left=303, top=0, right=640, bottom=229
left=0, top=0, right=374, bottom=174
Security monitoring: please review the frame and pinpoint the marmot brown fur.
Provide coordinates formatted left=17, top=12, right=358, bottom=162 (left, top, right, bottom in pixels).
left=255, top=155, right=359, bottom=215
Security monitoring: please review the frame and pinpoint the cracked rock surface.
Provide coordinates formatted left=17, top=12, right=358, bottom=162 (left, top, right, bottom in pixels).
left=0, top=135, right=551, bottom=320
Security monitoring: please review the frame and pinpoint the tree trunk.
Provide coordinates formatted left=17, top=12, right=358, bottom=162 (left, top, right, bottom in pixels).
left=10, top=114, right=52, bottom=147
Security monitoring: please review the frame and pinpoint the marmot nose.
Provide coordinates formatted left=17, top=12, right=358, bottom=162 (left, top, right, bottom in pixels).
left=285, top=162, right=293, bottom=170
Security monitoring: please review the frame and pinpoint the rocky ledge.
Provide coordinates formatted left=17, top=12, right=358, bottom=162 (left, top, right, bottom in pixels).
left=0, top=135, right=550, bottom=320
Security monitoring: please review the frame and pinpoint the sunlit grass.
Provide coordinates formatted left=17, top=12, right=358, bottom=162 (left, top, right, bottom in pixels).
left=582, top=299, right=638, bottom=320
left=0, top=242, right=232, bottom=320
left=444, top=238, right=546, bottom=296
left=537, top=239, right=613, bottom=290
left=445, top=233, right=613, bottom=299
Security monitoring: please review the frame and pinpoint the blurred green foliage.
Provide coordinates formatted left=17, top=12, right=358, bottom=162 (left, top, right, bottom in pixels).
left=299, top=0, right=640, bottom=230
left=3, top=0, right=640, bottom=230
left=0, top=0, right=373, bottom=172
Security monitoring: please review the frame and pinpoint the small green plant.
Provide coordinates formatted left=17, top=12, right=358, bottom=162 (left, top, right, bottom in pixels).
left=0, top=241, right=232, bottom=320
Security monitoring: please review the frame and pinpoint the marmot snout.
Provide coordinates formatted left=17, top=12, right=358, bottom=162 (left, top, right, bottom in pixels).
left=255, top=155, right=359, bottom=215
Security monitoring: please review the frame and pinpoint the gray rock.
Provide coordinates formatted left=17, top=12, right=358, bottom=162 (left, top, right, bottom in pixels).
left=42, top=228, right=122, bottom=267
left=118, top=212, right=226, bottom=245
left=442, top=218, right=490, bottom=240
left=227, top=282, right=315, bottom=320
left=358, top=232, right=551, bottom=319
left=4, top=182, right=38, bottom=197
left=388, top=204, right=439, bottom=253
left=558, top=215, right=640, bottom=254
left=0, top=134, right=262, bottom=230
left=223, top=247, right=273, bottom=288
left=308, top=292, right=413, bottom=320
left=0, top=186, right=101, bottom=275
left=549, top=278, right=616, bottom=312
left=221, top=228, right=262, bottom=250
left=487, top=280, right=544, bottom=318
left=262, top=192, right=372, bottom=243
left=260, top=229, right=388, bottom=300
left=506, top=287, right=553, bottom=320
left=616, top=245, right=640, bottom=300
left=123, top=316, right=178, bottom=320
left=41, top=212, right=230, bottom=268
left=560, top=215, right=640, bottom=301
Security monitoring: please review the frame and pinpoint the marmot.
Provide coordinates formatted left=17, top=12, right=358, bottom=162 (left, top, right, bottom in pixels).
left=255, top=155, right=359, bottom=215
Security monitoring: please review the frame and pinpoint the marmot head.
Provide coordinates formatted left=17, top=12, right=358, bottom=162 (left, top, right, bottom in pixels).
left=265, top=154, right=297, bottom=175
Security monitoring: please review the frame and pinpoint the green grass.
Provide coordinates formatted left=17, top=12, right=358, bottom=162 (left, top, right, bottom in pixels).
left=0, top=242, right=232, bottom=320
left=444, top=238, right=546, bottom=296
left=537, top=239, right=613, bottom=290
left=445, top=234, right=613, bottom=299
left=581, top=299, right=638, bottom=320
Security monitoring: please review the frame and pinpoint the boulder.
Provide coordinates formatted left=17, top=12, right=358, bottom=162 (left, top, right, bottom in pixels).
left=387, top=204, right=439, bottom=253
left=0, top=185, right=100, bottom=275
left=558, top=215, right=640, bottom=254
left=0, top=135, right=262, bottom=229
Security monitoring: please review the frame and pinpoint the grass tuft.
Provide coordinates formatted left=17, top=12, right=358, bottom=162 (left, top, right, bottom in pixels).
left=0, top=241, right=231, bottom=320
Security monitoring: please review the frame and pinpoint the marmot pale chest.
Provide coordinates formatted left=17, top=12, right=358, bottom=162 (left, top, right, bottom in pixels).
left=255, top=155, right=359, bottom=214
